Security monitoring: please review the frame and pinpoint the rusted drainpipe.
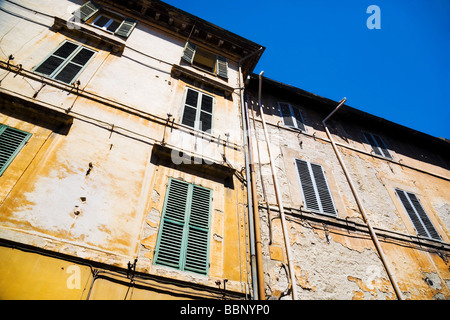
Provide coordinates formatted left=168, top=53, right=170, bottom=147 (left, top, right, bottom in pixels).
left=258, top=71, right=298, bottom=300
left=322, top=98, right=404, bottom=300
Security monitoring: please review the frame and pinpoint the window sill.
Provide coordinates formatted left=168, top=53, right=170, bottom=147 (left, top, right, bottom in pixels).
left=53, top=16, right=125, bottom=54
left=171, top=64, right=233, bottom=98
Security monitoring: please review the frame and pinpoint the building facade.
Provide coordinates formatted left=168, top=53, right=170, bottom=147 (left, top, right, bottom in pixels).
left=245, top=74, right=450, bottom=300
left=1, top=0, right=449, bottom=301
left=0, top=0, right=264, bottom=299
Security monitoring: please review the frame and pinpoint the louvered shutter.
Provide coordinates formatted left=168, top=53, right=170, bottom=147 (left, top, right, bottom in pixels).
left=154, top=179, right=212, bottom=275
left=216, top=55, right=228, bottom=79
left=373, top=134, right=392, bottom=158
left=185, top=185, right=211, bottom=274
left=182, top=41, right=197, bottom=64
left=74, top=1, right=101, bottom=22
left=0, top=126, right=31, bottom=176
left=279, top=102, right=295, bottom=127
left=115, top=18, right=137, bottom=38
left=296, top=159, right=336, bottom=215
left=154, top=179, right=190, bottom=269
left=310, top=163, right=336, bottom=215
left=396, top=189, right=440, bottom=240
left=292, top=107, right=306, bottom=131
left=363, top=132, right=383, bottom=156
left=296, top=159, right=320, bottom=212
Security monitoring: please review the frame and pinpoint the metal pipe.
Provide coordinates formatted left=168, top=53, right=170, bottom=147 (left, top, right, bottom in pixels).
left=258, top=71, right=298, bottom=300
left=322, top=98, right=404, bottom=300
left=238, top=47, right=264, bottom=300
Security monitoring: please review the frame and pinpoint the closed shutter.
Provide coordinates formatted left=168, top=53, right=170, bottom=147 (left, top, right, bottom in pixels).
left=279, top=102, right=294, bottom=127
left=216, top=55, right=228, bottom=79
left=74, top=1, right=101, bottom=22
left=185, top=185, right=212, bottom=274
left=154, top=179, right=212, bottom=275
left=182, top=41, right=197, bottom=64
left=296, top=159, right=336, bottom=215
left=0, top=125, right=31, bottom=176
left=115, top=18, right=137, bottom=38
left=396, top=189, right=441, bottom=240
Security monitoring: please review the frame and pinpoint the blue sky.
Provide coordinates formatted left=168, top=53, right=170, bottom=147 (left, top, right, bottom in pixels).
left=163, top=0, right=450, bottom=139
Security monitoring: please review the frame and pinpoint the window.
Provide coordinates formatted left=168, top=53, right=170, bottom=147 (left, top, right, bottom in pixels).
left=33, top=41, right=96, bottom=84
left=295, top=159, right=336, bottom=215
left=182, top=41, right=228, bottom=79
left=278, top=102, right=306, bottom=131
left=363, top=132, right=392, bottom=159
left=154, top=178, right=212, bottom=275
left=0, top=125, right=31, bottom=176
left=181, top=88, right=214, bottom=133
left=395, top=189, right=441, bottom=240
left=74, top=1, right=137, bottom=38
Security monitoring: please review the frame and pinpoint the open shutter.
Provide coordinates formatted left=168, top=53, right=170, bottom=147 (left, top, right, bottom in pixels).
left=182, top=41, right=197, bottom=64
left=0, top=126, right=31, bottom=176
left=154, top=179, right=190, bottom=269
left=296, top=159, right=320, bottom=212
left=185, top=185, right=211, bottom=275
left=279, top=102, right=295, bottom=127
left=115, top=18, right=137, bottom=38
left=363, top=132, right=382, bottom=156
left=74, top=1, right=101, bottom=22
left=216, top=55, right=228, bottom=79
left=292, top=107, right=306, bottom=131
left=373, top=135, right=392, bottom=158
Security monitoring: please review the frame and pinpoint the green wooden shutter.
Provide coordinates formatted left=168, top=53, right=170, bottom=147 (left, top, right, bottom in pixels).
left=154, top=179, right=212, bottom=275
left=310, top=163, right=336, bottom=215
left=182, top=41, right=197, bottom=64
left=115, top=18, right=137, bottom=38
left=74, top=1, right=101, bottom=22
left=0, top=125, right=31, bottom=176
left=216, top=55, right=228, bottom=79
left=185, top=185, right=212, bottom=274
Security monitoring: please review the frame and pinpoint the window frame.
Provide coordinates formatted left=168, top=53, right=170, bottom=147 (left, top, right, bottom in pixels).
left=90, top=13, right=122, bottom=33
left=363, top=131, right=392, bottom=159
left=182, top=41, right=229, bottom=79
left=395, top=188, right=441, bottom=241
left=153, top=178, right=212, bottom=275
left=295, top=158, right=337, bottom=216
left=278, top=102, right=306, bottom=131
left=180, top=87, right=215, bottom=134
left=32, top=40, right=97, bottom=85
left=0, top=125, right=32, bottom=176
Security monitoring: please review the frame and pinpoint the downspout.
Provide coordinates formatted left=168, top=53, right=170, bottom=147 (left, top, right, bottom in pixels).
left=322, top=98, right=404, bottom=300
left=258, top=72, right=298, bottom=300
left=238, top=47, right=265, bottom=300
